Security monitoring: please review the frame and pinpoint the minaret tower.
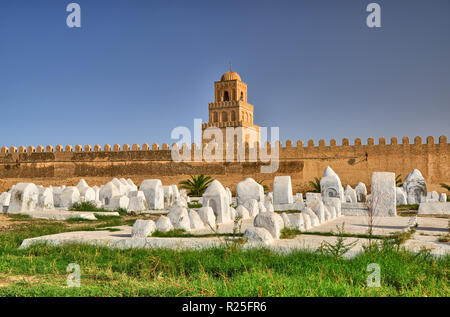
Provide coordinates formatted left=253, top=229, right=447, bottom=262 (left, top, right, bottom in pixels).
left=202, top=65, right=260, bottom=146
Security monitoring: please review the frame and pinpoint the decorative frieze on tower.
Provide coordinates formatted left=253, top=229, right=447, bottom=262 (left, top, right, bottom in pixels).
left=202, top=67, right=260, bottom=146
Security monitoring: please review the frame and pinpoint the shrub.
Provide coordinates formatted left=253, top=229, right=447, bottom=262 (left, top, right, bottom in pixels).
left=179, top=175, right=214, bottom=197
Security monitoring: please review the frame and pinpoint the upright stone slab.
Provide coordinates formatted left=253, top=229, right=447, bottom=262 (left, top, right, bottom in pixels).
left=403, top=169, right=427, bottom=204
left=167, top=205, right=191, bottom=230
left=197, top=204, right=216, bottom=228
left=108, top=195, right=129, bottom=210
left=79, top=186, right=95, bottom=202
left=131, top=220, right=156, bottom=238
left=202, top=180, right=231, bottom=224
left=52, top=186, right=65, bottom=208
left=307, top=199, right=325, bottom=223
left=225, top=187, right=232, bottom=206
left=344, top=185, right=357, bottom=203
left=170, top=185, right=180, bottom=202
left=294, top=193, right=303, bottom=203
left=0, top=192, right=11, bottom=212
left=127, top=196, right=148, bottom=212
left=264, top=201, right=274, bottom=213
left=236, top=205, right=250, bottom=219
left=60, top=187, right=80, bottom=209
left=396, top=187, right=407, bottom=205
left=163, top=186, right=174, bottom=209
left=128, top=190, right=146, bottom=199
left=235, top=178, right=264, bottom=206
left=265, top=192, right=273, bottom=204
left=155, top=215, right=173, bottom=233
left=126, top=178, right=138, bottom=192
left=188, top=209, right=204, bottom=230
left=112, top=178, right=130, bottom=196
left=305, top=192, right=321, bottom=205
left=38, top=187, right=54, bottom=210
left=92, top=186, right=100, bottom=201
left=273, top=176, right=293, bottom=205
left=355, top=182, right=367, bottom=202
left=418, top=202, right=450, bottom=215
left=8, top=183, right=39, bottom=213
left=426, top=191, right=439, bottom=202
left=243, top=199, right=259, bottom=217
left=139, top=179, right=164, bottom=210
left=76, top=179, right=89, bottom=191
left=99, top=182, right=120, bottom=206
left=254, top=212, right=284, bottom=239
left=320, top=166, right=345, bottom=202
left=371, top=172, right=396, bottom=217
left=323, top=197, right=342, bottom=217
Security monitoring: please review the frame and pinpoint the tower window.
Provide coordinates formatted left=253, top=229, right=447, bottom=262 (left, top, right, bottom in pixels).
left=240, top=92, right=244, bottom=101
left=224, top=91, right=230, bottom=101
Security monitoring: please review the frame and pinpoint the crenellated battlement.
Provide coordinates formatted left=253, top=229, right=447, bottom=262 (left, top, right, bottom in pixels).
left=0, top=135, right=448, bottom=192
left=0, top=135, right=448, bottom=155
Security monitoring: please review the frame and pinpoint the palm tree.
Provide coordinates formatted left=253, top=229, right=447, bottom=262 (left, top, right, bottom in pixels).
left=396, top=174, right=403, bottom=187
left=441, top=183, right=450, bottom=191
left=179, top=175, right=214, bottom=197
left=309, top=177, right=321, bottom=193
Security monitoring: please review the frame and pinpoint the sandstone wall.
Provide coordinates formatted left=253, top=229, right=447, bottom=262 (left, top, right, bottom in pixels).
left=0, top=136, right=448, bottom=195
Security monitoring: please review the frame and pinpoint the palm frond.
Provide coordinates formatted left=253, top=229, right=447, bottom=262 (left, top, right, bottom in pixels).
left=179, top=174, right=214, bottom=196
left=309, top=177, right=321, bottom=193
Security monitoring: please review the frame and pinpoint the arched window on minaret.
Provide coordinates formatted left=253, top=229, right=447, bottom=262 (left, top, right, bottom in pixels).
left=214, top=112, right=218, bottom=122
left=224, top=91, right=230, bottom=101
left=222, top=111, right=228, bottom=122
left=240, top=92, right=244, bottom=101
left=231, top=111, right=236, bottom=121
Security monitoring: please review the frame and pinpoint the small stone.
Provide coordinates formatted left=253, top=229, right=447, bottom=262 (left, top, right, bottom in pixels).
left=236, top=205, right=250, bottom=219
left=131, top=219, right=156, bottom=238
left=155, top=216, right=174, bottom=233
left=254, top=212, right=284, bottom=239
left=264, top=202, right=275, bottom=213
left=197, top=205, right=216, bottom=228
left=167, top=205, right=190, bottom=230
left=243, top=199, right=259, bottom=217
left=244, top=227, right=273, bottom=245
left=188, top=209, right=205, bottom=229
left=127, top=196, right=148, bottom=212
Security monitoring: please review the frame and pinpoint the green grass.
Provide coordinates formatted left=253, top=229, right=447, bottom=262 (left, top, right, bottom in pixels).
left=71, top=201, right=107, bottom=212
left=0, top=220, right=448, bottom=296
left=274, top=210, right=302, bottom=214
left=397, top=204, right=419, bottom=211
left=5, top=214, right=32, bottom=220
left=187, top=202, right=203, bottom=209
left=280, top=228, right=402, bottom=242
left=70, top=202, right=128, bottom=215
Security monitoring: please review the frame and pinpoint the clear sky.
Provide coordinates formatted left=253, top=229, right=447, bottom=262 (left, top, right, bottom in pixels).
left=0, top=0, right=449, bottom=147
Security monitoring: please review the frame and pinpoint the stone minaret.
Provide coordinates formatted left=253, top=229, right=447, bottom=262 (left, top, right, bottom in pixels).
left=202, top=67, right=260, bottom=147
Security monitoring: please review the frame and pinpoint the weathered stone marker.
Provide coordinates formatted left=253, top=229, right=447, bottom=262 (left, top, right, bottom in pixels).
left=371, top=172, right=397, bottom=217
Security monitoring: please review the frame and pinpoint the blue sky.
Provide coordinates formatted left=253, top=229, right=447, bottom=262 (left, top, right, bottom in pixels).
left=0, top=0, right=449, bottom=147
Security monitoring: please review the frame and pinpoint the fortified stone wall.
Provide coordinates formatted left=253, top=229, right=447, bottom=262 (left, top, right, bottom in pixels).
left=0, top=136, right=448, bottom=194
